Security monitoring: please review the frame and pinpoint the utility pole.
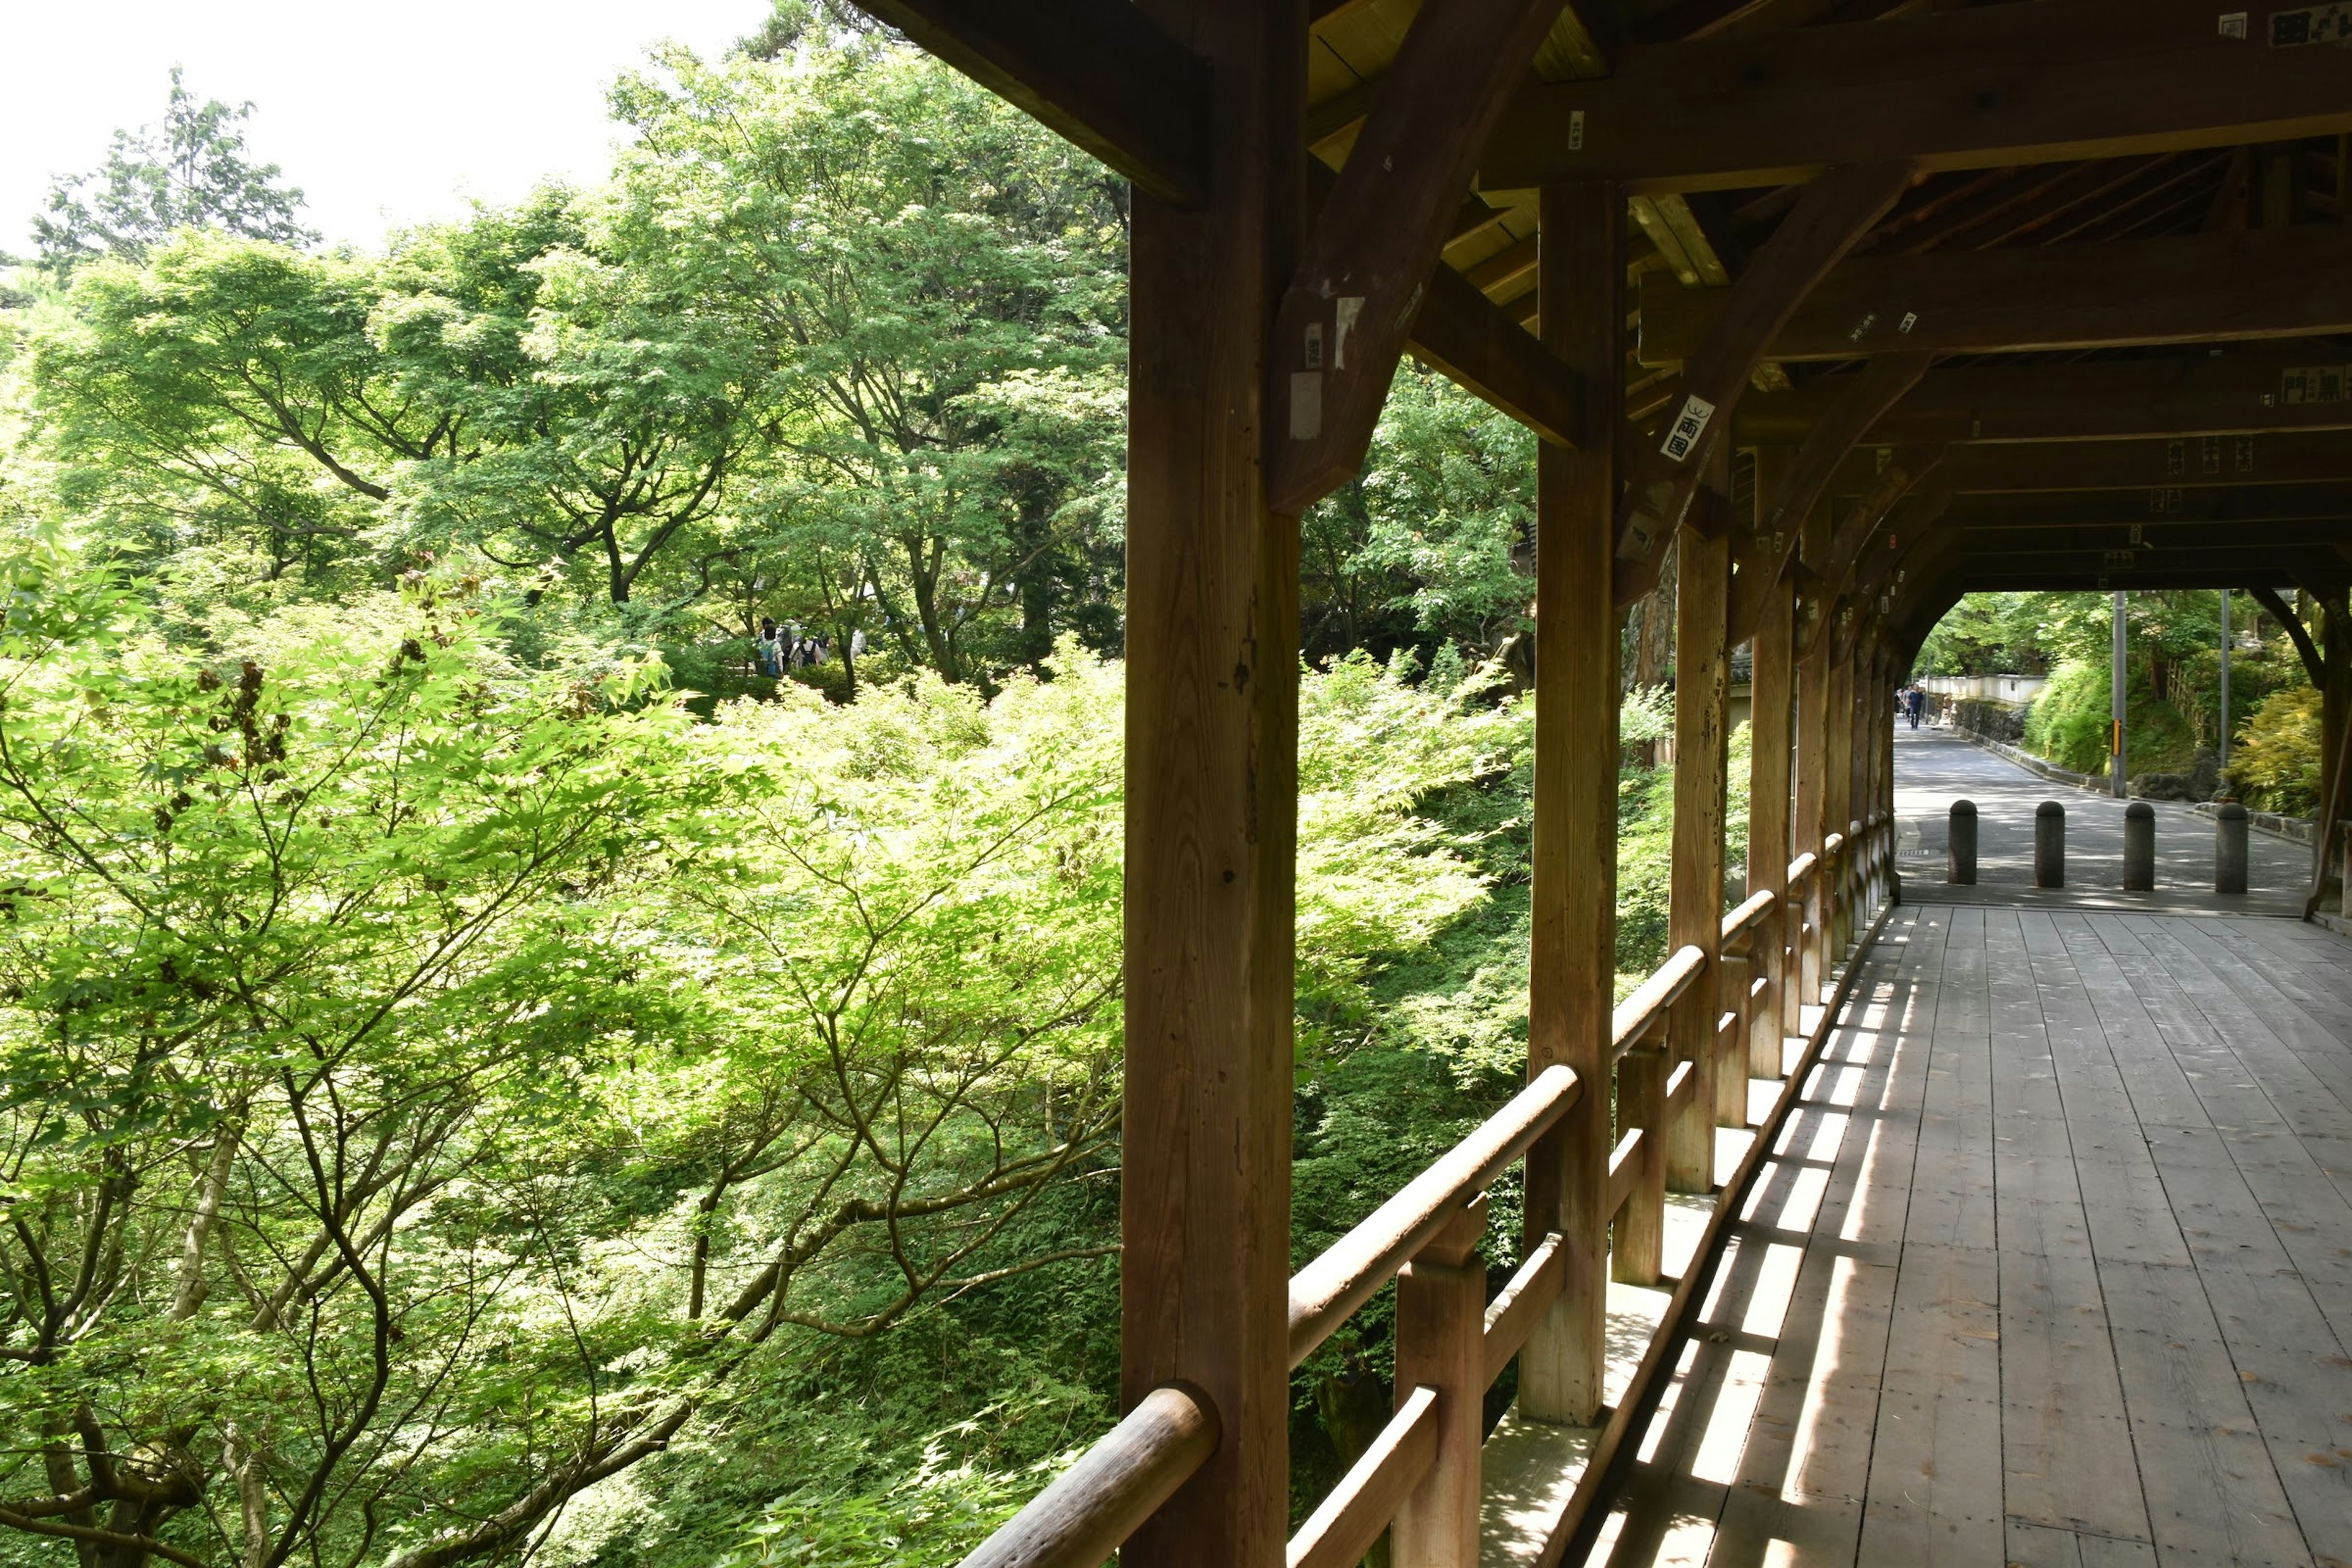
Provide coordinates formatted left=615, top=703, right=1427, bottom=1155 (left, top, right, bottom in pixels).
left=2111, top=590, right=2128, bottom=798
left=2218, top=588, right=2232, bottom=775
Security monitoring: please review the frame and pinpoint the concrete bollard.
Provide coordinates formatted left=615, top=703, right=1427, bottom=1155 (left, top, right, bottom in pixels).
left=2124, top=801, right=2155, bottom=891
left=2215, top=802, right=2248, bottom=895
left=2035, top=801, right=2066, bottom=888
left=1948, top=800, right=1978, bottom=885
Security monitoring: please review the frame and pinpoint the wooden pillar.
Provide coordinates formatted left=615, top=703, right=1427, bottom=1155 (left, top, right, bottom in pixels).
left=1665, top=453, right=1732, bottom=1194
left=1121, top=4, right=1300, bottom=1562
left=2323, top=599, right=2350, bottom=907
left=1825, top=624, right=1856, bottom=956
left=1521, top=179, right=1620, bottom=1426
left=1747, top=448, right=1797, bottom=1066
left=1793, top=509, right=1832, bottom=1011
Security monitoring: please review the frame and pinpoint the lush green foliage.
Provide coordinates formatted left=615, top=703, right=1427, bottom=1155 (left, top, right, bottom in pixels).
left=0, top=25, right=1745, bottom=1568
left=1925, top=590, right=2315, bottom=788
left=2231, top=685, right=2326, bottom=813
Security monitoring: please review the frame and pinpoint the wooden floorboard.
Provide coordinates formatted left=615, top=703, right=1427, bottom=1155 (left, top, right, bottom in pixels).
left=1586, top=905, right=2352, bottom=1568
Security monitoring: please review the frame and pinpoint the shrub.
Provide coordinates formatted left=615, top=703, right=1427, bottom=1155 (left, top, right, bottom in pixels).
left=2229, top=685, right=2324, bottom=815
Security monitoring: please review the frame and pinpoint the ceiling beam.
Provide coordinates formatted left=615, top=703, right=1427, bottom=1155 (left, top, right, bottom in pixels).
left=1736, top=352, right=2352, bottom=446
left=1611, top=161, right=1913, bottom=604
left=846, top=0, right=1207, bottom=206
left=1942, top=482, right=2352, bottom=527
left=1405, top=259, right=1586, bottom=448
left=1941, top=433, right=2352, bottom=493
left=1270, top=0, right=1572, bottom=513
left=1640, top=223, right=2352, bottom=364
left=1482, top=0, right=2352, bottom=195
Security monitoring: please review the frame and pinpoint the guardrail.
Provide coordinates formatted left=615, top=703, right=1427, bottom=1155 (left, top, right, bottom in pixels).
left=951, top=804, right=1898, bottom=1568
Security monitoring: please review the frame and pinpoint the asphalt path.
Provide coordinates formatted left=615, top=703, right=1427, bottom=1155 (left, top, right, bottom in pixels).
left=1890, top=723, right=2313, bottom=915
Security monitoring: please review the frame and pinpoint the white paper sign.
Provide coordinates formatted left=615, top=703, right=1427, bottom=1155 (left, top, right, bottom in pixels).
left=1658, top=393, right=1716, bottom=463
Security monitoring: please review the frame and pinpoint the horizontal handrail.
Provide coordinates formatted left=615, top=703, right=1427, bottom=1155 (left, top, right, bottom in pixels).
left=1720, top=888, right=1776, bottom=944
left=1287, top=1063, right=1581, bottom=1368
left=1286, top=1386, right=1439, bottom=1568
left=1786, top=850, right=1819, bottom=886
left=1610, top=943, right=1706, bottom=1061
left=961, top=1382, right=1218, bottom=1568
left=1823, top=831, right=1846, bottom=856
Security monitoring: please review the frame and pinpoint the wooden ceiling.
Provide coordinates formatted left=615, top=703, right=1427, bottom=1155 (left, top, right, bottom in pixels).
left=858, top=0, right=2352, bottom=627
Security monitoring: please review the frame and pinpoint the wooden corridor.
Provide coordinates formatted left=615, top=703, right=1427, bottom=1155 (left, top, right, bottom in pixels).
left=1588, top=905, right=2352, bottom=1568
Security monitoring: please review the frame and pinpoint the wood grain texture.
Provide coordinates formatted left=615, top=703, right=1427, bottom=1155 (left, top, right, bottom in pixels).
left=1521, top=178, right=1623, bottom=1426
left=1118, top=3, right=1299, bottom=1561
left=1735, top=350, right=2352, bottom=447
left=1641, top=223, right=2352, bottom=364
left=1483, top=0, right=2352, bottom=194
left=1667, top=488, right=1733, bottom=1193
left=1267, top=0, right=1566, bottom=513
left=1590, top=888, right=2352, bottom=1568
left=1612, top=162, right=1911, bottom=606
left=1744, top=474, right=1798, bottom=1045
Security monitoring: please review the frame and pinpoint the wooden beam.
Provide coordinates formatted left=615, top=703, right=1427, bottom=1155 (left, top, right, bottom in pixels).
left=1299, top=164, right=1586, bottom=451
left=1640, top=223, right=2352, bottom=364
left=1269, top=0, right=1568, bottom=514
left=1406, top=262, right=1586, bottom=448
left=1119, top=1, right=1297, bottom=1561
left=849, top=0, right=1207, bottom=206
left=1736, top=351, right=2352, bottom=446
left=1849, top=485, right=1954, bottom=599
left=1521, top=178, right=1621, bottom=1427
left=1942, top=481, right=2352, bottom=527
left=2253, top=585, right=2328, bottom=687
left=1482, top=0, right=2352, bottom=195
left=1941, top=433, right=2352, bottom=493
left=1613, top=162, right=1913, bottom=605
left=1954, top=553, right=2352, bottom=589
left=1741, top=352, right=1932, bottom=610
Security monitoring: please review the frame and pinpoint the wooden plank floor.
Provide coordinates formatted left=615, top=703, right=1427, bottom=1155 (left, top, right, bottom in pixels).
left=1578, top=905, right=2352, bottom=1568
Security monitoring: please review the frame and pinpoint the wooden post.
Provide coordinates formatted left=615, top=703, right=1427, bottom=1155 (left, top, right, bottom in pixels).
left=1715, top=943, right=1752, bottom=1128
left=1121, top=4, right=1300, bottom=1562
left=1666, top=455, right=1733, bottom=1194
left=1793, top=505, right=1832, bottom=1013
left=1521, top=178, right=1621, bottom=1427
left=1747, top=447, right=1798, bottom=1065
left=1825, top=631, right=1856, bottom=956
left=1613, top=1033, right=1668, bottom=1285
left=1390, top=1197, right=1487, bottom=1568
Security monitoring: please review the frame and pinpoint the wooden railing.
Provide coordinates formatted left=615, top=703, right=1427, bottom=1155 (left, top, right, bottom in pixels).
left=954, top=814, right=1897, bottom=1568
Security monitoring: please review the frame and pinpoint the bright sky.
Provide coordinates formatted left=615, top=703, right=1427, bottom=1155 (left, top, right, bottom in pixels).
left=2, top=0, right=771, bottom=255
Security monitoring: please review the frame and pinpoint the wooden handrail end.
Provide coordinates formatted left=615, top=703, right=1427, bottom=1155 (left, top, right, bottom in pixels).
left=960, top=1381, right=1218, bottom=1568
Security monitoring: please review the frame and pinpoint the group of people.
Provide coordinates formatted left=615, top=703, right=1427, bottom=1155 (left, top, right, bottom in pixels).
left=1897, top=684, right=1931, bottom=728
left=756, top=617, right=865, bottom=678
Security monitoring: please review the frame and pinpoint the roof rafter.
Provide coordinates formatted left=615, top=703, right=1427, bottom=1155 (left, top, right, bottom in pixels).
left=1483, top=0, right=2352, bottom=195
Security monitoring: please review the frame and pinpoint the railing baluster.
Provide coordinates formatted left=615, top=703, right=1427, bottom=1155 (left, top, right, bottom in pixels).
left=1391, top=1196, right=1488, bottom=1568
left=1613, top=1018, right=1668, bottom=1284
left=1715, top=941, right=1751, bottom=1128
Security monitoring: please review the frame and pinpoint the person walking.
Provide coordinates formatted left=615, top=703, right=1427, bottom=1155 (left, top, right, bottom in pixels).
left=756, top=617, right=782, bottom=678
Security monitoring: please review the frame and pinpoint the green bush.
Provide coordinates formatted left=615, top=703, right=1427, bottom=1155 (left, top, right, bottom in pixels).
left=2229, top=685, right=2324, bottom=814
left=2024, top=658, right=2112, bottom=773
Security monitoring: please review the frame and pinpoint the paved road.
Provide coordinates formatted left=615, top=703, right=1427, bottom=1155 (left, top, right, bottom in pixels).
left=1890, top=725, right=2313, bottom=914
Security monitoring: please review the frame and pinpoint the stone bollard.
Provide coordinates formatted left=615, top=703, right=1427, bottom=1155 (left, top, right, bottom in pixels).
left=2124, top=801, right=2155, bottom=891
left=1948, top=800, right=1978, bottom=885
left=2215, top=802, right=2248, bottom=895
left=2035, top=801, right=2066, bottom=888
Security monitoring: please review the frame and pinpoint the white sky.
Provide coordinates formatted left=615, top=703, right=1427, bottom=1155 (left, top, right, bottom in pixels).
left=1, top=0, right=771, bottom=255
